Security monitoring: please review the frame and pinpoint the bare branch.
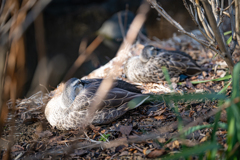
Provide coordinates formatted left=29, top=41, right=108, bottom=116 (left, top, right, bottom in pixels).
left=228, top=0, right=237, bottom=54
left=83, top=1, right=150, bottom=128
left=201, top=0, right=234, bottom=73
left=218, top=0, right=224, bottom=27
left=183, top=0, right=214, bottom=42
left=224, top=0, right=235, bottom=11
left=196, top=0, right=215, bottom=40
left=235, top=0, right=240, bottom=45
left=148, top=0, right=220, bottom=53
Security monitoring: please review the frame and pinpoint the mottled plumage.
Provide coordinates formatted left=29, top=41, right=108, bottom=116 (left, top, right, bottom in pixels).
left=124, top=45, right=202, bottom=83
left=45, top=78, right=143, bottom=130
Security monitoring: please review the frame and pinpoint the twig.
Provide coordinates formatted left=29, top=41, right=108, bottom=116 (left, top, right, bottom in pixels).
left=235, top=0, right=240, bottom=45
left=224, top=0, right=235, bottom=11
left=63, top=35, right=104, bottom=81
left=83, top=1, right=150, bottom=129
left=218, top=0, right=224, bottom=27
left=183, top=0, right=213, bottom=42
left=148, top=0, right=220, bottom=54
left=228, top=0, right=237, bottom=54
left=196, top=0, right=214, bottom=40
left=201, top=0, right=234, bottom=73
left=9, top=0, right=51, bottom=43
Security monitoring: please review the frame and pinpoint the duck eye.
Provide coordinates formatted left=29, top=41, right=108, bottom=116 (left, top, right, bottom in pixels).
left=73, top=80, right=81, bottom=87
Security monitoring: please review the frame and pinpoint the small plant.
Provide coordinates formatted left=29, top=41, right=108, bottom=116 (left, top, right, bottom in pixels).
left=99, top=133, right=111, bottom=142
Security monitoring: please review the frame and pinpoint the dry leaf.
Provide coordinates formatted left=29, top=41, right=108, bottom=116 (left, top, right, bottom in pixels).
left=158, top=138, right=166, bottom=143
left=172, top=140, right=180, bottom=149
left=101, top=129, right=106, bottom=134
left=143, top=148, right=151, bottom=155
left=200, top=136, right=208, bottom=142
left=189, top=110, right=195, bottom=117
left=11, top=145, right=24, bottom=152
left=147, top=149, right=166, bottom=158
left=119, top=151, right=129, bottom=156
left=115, top=144, right=127, bottom=152
left=154, top=115, right=166, bottom=120
left=119, top=125, right=132, bottom=136
left=36, top=130, right=53, bottom=138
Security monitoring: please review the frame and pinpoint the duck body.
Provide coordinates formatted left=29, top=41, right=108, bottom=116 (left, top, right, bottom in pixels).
left=124, top=45, right=202, bottom=83
left=45, top=78, right=143, bottom=130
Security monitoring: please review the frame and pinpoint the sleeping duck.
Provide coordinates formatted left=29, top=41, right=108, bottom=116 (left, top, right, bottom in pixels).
left=45, top=78, right=146, bottom=130
left=124, top=45, right=203, bottom=83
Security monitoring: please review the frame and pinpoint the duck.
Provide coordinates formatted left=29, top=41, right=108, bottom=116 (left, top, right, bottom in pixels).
left=124, top=45, right=202, bottom=83
left=45, top=78, right=146, bottom=130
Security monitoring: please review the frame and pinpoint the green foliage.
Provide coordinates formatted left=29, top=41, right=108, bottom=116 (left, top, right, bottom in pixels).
left=224, top=30, right=233, bottom=44
left=179, top=74, right=232, bottom=85
left=99, top=133, right=111, bottom=142
left=161, top=142, right=220, bottom=160
left=224, top=31, right=232, bottom=35
left=127, top=95, right=150, bottom=109
left=127, top=63, right=240, bottom=159
left=227, top=36, right=233, bottom=45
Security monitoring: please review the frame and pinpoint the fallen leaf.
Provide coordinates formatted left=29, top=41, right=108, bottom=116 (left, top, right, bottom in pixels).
left=119, top=151, right=129, bottom=156
left=11, top=145, right=24, bottom=152
left=157, top=138, right=166, bottom=143
left=186, top=79, right=194, bottom=89
left=119, top=125, right=132, bottom=136
left=70, top=150, right=88, bottom=157
left=172, top=140, right=180, bottom=149
left=115, top=144, right=127, bottom=152
left=200, top=136, right=208, bottom=142
left=147, top=149, right=166, bottom=158
left=154, top=115, right=166, bottom=120
left=36, top=130, right=53, bottom=138
left=143, top=148, right=151, bottom=155
left=189, top=110, right=195, bottom=117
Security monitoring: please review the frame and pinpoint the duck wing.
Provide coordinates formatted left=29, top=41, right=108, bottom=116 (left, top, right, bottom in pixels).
left=81, top=79, right=141, bottom=93
left=71, top=79, right=142, bottom=111
left=157, top=51, right=202, bottom=76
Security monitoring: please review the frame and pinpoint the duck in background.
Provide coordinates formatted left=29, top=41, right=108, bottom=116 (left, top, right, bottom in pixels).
left=124, top=45, right=203, bottom=83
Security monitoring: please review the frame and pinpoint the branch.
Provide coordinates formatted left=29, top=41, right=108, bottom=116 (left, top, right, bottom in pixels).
left=201, top=0, right=234, bottom=73
left=148, top=0, right=220, bottom=54
left=196, top=0, right=214, bottom=40
left=235, top=0, right=240, bottom=46
left=228, top=0, right=237, bottom=54
left=183, top=0, right=215, bottom=42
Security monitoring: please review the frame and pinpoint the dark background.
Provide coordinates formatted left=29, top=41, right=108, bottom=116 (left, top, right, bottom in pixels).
left=23, top=0, right=196, bottom=97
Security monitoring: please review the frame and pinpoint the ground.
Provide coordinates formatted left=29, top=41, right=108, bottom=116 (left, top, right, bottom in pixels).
left=1, top=31, right=238, bottom=159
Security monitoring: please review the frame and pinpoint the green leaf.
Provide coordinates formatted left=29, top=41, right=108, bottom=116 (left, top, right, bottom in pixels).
left=218, top=80, right=232, bottom=94
left=231, top=62, right=240, bottom=100
left=230, top=103, right=240, bottom=142
left=161, top=142, right=220, bottom=160
left=227, top=35, right=233, bottom=45
left=99, top=134, right=111, bottom=142
left=188, top=74, right=232, bottom=84
left=162, top=66, right=173, bottom=90
left=184, top=122, right=227, bottom=137
left=226, top=108, right=235, bottom=153
left=127, top=95, right=150, bottom=109
left=224, top=31, right=232, bottom=35
left=211, top=109, right=221, bottom=142
left=148, top=93, right=226, bottom=103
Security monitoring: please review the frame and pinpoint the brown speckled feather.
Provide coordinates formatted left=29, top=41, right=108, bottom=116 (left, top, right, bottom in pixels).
left=124, top=45, right=202, bottom=83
